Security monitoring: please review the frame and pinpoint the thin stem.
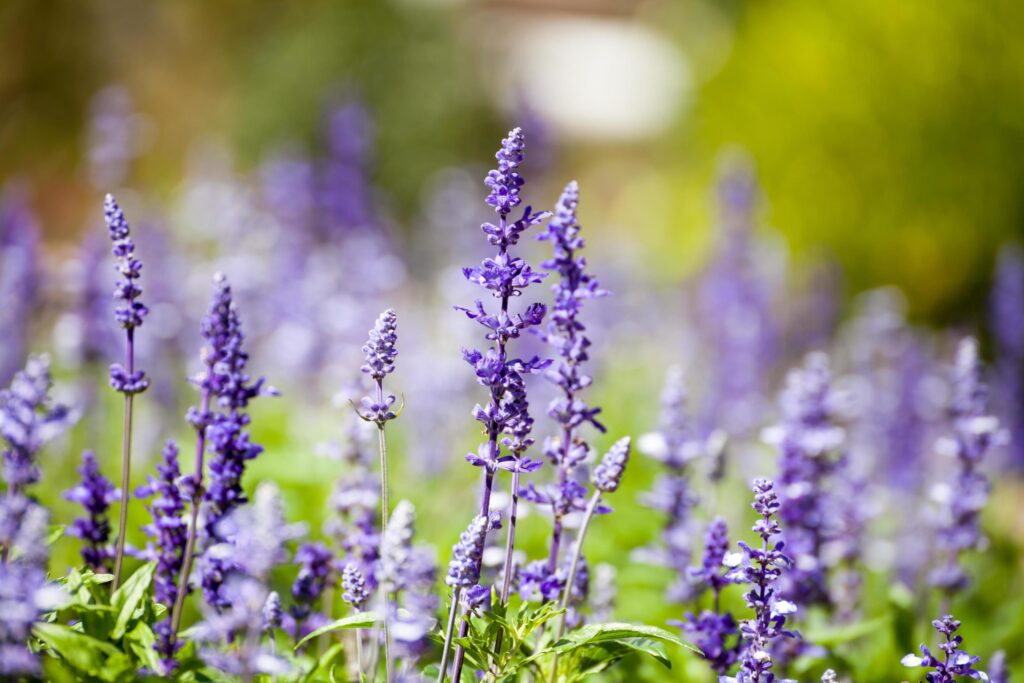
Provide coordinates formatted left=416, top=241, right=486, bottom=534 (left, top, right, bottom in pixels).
left=375, top=377, right=394, bottom=683
left=112, top=328, right=137, bottom=589
left=548, top=491, right=602, bottom=683
left=438, top=587, right=463, bottom=683
left=355, top=628, right=364, bottom=682
left=493, top=468, right=522, bottom=655
left=451, top=617, right=471, bottom=683
left=170, top=385, right=212, bottom=635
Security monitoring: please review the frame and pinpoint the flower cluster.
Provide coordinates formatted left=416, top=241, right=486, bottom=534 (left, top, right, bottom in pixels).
left=0, top=354, right=74, bottom=492
left=0, top=186, right=40, bottom=387
left=445, top=515, right=489, bottom=589
left=520, top=181, right=608, bottom=601
left=198, top=274, right=274, bottom=607
left=0, top=497, right=58, bottom=677
left=901, top=615, right=988, bottom=682
left=359, top=308, right=399, bottom=424
left=676, top=518, right=740, bottom=675
left=765, top=352, right=845, bottom=607
left=930, top=338, right=1004, bottom=593
left=637, top=367, right=708, bottom=600
left=722, top=478, right=797, bottom=683
left=286, top=542, right=336, bottom=638
left=103, top=194, right=150, bottom=395
left=135, top=441, right=188, bottom=672
left=64, top=450, right=119, bottom=572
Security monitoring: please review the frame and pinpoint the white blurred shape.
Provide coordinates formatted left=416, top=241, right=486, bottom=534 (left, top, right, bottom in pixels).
left=505, top=16, right=690, bottom=141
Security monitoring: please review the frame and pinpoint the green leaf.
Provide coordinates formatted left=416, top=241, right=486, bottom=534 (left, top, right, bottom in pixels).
left=124, top=621, right=163, bottom=672
left=33, top=622, right=134, bottom=681
left=803, top=615, right=891, bottom=647
left=294, top=611, right=376, bottom=650
left=303, top=642, right=347, bottom=682
left=110, top=562, right=156, bottom=640
left=47, top=524, right=66, bottom=546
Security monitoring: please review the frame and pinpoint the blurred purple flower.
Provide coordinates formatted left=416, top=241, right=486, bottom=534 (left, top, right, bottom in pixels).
left=0, top=185, right=40, bottom=387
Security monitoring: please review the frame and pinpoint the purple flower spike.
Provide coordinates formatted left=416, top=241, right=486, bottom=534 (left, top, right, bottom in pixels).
left=0, top=354, right=74, bottom=492
left=64, top=450, right=119, bottom=572
left=930, top=338, right=1004, bottom=594
left=593, top=437, right=631, bottom=493
left=721, top=479, right=798, bottom=683
left=103, top=194, right=149, bottom=396
left=262, top=591, right=283, bottom=632
left=901, top=615, right=987, bottom=683
left=766, top=351, right=845, bottom=608
left=361, top=308, right=398, bottom=381
left=342, top=564, right=370, bottom=609
left=445, top=516, right=488, bottom=588
left=136, top=441, right=188, bottom=674
left=288, top=542, right=336, bottom=638
left=485, top=128, right=526, bottom=217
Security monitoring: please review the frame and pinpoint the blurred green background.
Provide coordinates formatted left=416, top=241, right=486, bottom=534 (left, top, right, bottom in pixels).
left=3, top=0, right=1023, bottom=319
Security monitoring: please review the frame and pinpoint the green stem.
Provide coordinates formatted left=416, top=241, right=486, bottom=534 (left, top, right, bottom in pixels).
left=548, top=491, right=602, bottom=683
left=437, top=588, right=462, bottom=683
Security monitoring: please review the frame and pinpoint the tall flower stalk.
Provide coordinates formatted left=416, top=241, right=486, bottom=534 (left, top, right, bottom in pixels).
left=450, top=127, right=550, bottom=675
left=438, top=515, right=488, bottom=683
left=173, top=274, right=272, bottom=633
left=901, top=614, right=988, bottom=682
left=519, top=181, right=607, bottom=611
left=357, top=308, right=399, bottom=681
left=64, top=450, right=119, bottom=573
left=722, top=478, right=798, bottom=683
left=929, top=338, right=1003, bottom=603
left=103, top=194, right=150, bottom=589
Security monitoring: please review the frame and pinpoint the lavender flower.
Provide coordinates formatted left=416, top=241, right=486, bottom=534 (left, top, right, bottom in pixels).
left=676, top=518, right=739, bottom=675
left=901, top=615, right=988, bottom=682
left=0, top=497, right=60, bottom=677
left=0, top=185, right=40, bottom=387
left=86, top=86, right=142, bottom=189
left=0, top=354, right=74, bottom=493
left=262, top=591, right=283, bottom=632
left=593, top=436, right=631, bottom=493
left=342, top=563, right=370, bottom=609
left=287, top=542, right=335, bottom=638
left=765, top=352, right=845, bottom=608
left=380, top=500, right=416, bottom=593
left=991, top=243, right=1024, bottom=469
left=722, top=479, right=797, bottom=683
left=194, top=484, right=300, bottom=678
left=359, top=308, right=399, bottom=424
left=445, top=516, right=489, bottom=589
left=199, top=274, right=274, bottom=607
left=521, top=180, right=607, bottom=605
left=64, top=450, right=119, bottom=572
left=590, top=563, right=616, bottom=622
left=103, top=194, right=149, bottom=394
left=698, top=158, right=778, bottom=435
left=637, top=367, right=706, bottom=600
left=135, top=441, right=188, bottom=673
left=930, top=338, right=1003, bottom=594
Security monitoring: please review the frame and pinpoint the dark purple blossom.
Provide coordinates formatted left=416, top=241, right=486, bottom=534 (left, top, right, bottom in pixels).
left=930, top=338, right=1004, bottom=594
left=445, top=515, right=488, bottom=589
left=103, top=194, right=149, bottom=395
left=287, top=542, right=335, bottom=638
left=64, top=450, right=119, bottom=572
left=901, top=615, right=988, bottom=682
left=135, top=441, right=188, bottom=673
left=674, top=518, right=740, bottom=675
left=359, top=309, right=399, bottom=424
left=722, top=479, right=798, bottom=683
left=0, top=355, right=74, bottom=492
